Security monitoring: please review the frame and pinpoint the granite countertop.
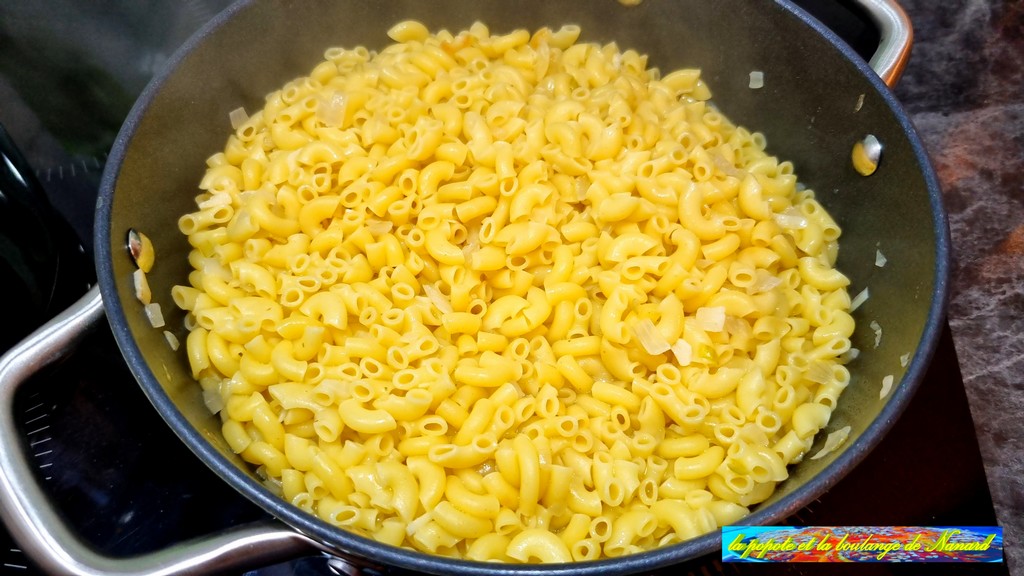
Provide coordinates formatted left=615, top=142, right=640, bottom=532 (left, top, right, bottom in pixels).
left=895, top=0, right=1023, bottom=570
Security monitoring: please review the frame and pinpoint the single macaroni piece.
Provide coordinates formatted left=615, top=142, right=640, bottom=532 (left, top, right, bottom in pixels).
left=174, top=20, right=854, bottom=563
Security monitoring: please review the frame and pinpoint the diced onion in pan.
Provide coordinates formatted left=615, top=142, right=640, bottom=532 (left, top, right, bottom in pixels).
left=133, top=269, right=152, bottom=305
left=407, top=512, right=433, bottom=536
left=575, top=177, right=591, bottom=202
left=423, top=284, right=453, bottom=314
left=198, top=192, right=232, bottom=209
left=750, top=270, right=783, bottom=294
left=839, top=347, right=860, bottom=363
left=695, top=306, right=725, bottom=332
left=870, top=320, right=882, bottom=348
left=850, top=287, right=870, bottom=312
left=203, top=388, right=225, bottom=414
left=748, top=70, right=764, bottom=89
left=145, top=303, right=165, bottom=328
left=366, top=219, right=394, bottom=236
left=805, top=360, right=835, bottom=385
left=712, top=153, right=741, bottom=177
left=633, top=319, right=670, bottom=355
left=772, top=207, right=808, bottom=229
left=163, top=330, right=180, bottom=351
left=315, top=92, right=348, bottom=127
left=811, top=425, right=851, bottom=460
left=671, top=339, right=693, bottom=366
left=879, top=374, right=894, bottom=399
left=229, top=107, right=249, bottom=130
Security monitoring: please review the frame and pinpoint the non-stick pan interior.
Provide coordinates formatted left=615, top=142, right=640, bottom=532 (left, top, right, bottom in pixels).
left=96, top=0, right=948, bottom=573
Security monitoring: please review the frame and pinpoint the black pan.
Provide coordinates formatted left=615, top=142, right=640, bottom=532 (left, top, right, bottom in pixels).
left=0, top=0, right=949, bottom=574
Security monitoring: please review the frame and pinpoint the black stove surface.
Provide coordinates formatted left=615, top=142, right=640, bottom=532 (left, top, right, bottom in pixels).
left=0, top=1, right=1009, bottom=575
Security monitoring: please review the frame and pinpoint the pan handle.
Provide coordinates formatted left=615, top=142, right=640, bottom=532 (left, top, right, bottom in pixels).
left=0, top=285, right=322, bottom=575
left=849, top=0, right=913, bottom=86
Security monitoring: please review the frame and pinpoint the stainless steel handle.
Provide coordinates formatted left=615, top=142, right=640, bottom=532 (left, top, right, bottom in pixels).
left=0, top=285, right=320, bottom=575
left=850, top=0, right=914, bottom=86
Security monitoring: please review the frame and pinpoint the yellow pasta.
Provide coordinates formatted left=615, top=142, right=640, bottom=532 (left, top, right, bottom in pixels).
left=174, top=21, right=854, bottom=563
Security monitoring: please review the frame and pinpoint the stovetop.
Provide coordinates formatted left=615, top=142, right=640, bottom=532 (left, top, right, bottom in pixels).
left=0, top=1, right=1009, bottom=575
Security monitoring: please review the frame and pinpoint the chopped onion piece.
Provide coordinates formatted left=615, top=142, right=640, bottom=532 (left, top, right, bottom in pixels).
left=870, top=320, right=882, bottom=348
left=850, top=287, right=870, bottom=312
left=240, top=187, right=275, bottom=204
left=133, top=269, right=152, bottom=305
left=145, top=303, right=165, bottom=328
left=712, top=153, right=741, bottom=177
left=805, top=360, right=834, bottom=385
left=163, top=330, right=180, bottom=351
left=879, top=374, right=895, bottom=399
left=366, top=219, right=394, bottom=236
left=811, top=425, right=851, bottom=460
left=695, top=306, right=726, bottom=332
left=203, top=388, right=225, bottom=414
left=839, top=347, right=860, bottom=363
left=462, top=243, right=480, bottom=262
left=750, top=270, right=783, bottom=294
left=611, top=52, right=624, bottom=71
left=875, top=249, right=887, bottom=268
left=575, top=176, right=591, bottom=202
left=407, top=512, right=433, bottom=536
left=723, top=316, right=746, bottom=335
left=900, top=353, right=911, bottom=367
left=198, top=192, right=232, bottom=209
left=228, top=107, right=249, bottom=130
left=423, top=284, right=453, bottom=314
left=748, top=70, right=764, bottom=89
left=772, top=207, right=808, bottom=229
left=254, top=465, right=271, bottom=483
left=201, top=258, right=230, bottom=278
left=671, top=339, right=692, bottom=366
left=315, top=91, right=347, bottom=127
left=633, top=319, right=671, bottom=355
left=854, top=93, right=865, bottom=113
left=740, top=422, right=770, bottom=447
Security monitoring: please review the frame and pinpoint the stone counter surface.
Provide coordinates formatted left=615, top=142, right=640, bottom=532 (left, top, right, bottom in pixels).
left=896, top=0, right=1022, bottom=570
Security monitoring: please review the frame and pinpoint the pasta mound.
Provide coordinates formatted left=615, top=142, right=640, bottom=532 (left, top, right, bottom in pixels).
left=173, top=21, right=854, bottom=563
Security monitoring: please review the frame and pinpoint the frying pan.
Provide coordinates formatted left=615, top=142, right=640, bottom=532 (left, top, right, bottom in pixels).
left=0, top=0, right=949, bottom=574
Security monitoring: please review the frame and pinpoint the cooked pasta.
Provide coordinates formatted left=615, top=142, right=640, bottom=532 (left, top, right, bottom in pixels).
left=173, top=21, right=853, bottom=563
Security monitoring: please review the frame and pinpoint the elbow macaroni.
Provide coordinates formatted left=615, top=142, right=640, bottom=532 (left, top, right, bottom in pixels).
left=174, top=21, right=854, bottom=563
